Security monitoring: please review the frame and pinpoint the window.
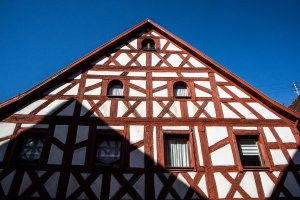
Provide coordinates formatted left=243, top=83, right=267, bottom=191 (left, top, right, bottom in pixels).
left=237, top=138, right=262, bottom=166
left=174, top=81, right=188, bottom=97
left=142, top=39, right=155, bottom=50
left=94, top=136, right=122, bottom=169
left=164, top=136, right=191, bottom=167
left=14, top=134, right=46, bottom=165
left=107, top=80, right=123, bottom=96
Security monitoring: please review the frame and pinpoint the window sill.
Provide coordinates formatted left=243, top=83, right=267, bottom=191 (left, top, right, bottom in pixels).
left=107, top=95, right=124, bottom=98
left=164, top=167, right=195, bottom=172
left=242, top=166, right=270, bottom=171
left=174, top=96, right=191, bottom=99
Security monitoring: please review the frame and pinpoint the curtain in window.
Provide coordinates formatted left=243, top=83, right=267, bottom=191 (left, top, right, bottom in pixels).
left=165, top=138, right=190, bottom=167
left=19, top=138, right=44, bottom=161
left=174, top=85, right=188, bottom=97
left=108, top=84, right=123, bottom=96
left=96, top=140, right=121, bottom=164
left=237, top=139, right=259, bottom=156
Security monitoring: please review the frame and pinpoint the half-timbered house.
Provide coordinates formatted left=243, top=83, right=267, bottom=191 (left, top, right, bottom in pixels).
left=0, top=19, right=300, bottom=199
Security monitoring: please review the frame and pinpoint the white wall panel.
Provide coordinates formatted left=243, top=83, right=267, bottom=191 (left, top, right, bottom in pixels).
left=76, top=126, right=89, bottom=144
left=130, top=125, right=144, bottom=144
left=72, top=147, right=86, bottom=165
left=15, top=100, right=46, bottom=114
left=262, top=127, right=277, bottom=142
left=0, top=122, right=16, bottom=138
left=211, top=144, right=235, bottom=166
left=169, top=101, right=181, bottom=118
left=37, top=100, right=68, bottom=115
left=225, top=86, right=250, bottom=98
left=99, top=100, right=111, bottom=117
left=270, top=149, right=288, bottom=165
left=274, top=127, right=296, bottom=143
left=116, top=53, right=131, bottom=65
left=247, top=103, right=280, bottom=119
left=240, top=172, right=258, bottom=198
left=214, top=172, right=231, bottom=198
left=130, top=146, right=144, bottom=168
left=206, top=126, right=228, bottom=147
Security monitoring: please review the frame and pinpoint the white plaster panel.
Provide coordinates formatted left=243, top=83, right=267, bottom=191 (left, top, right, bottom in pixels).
left=21, top=124, right=49, bottom=128
left=64, top=84, right=79, bottom=95
left=226, top=86, right=250, bottom=98
left=273, top=171, right=280, bottom=178
left=130, top=80, right=146, bottom=89
left=154, top=174, right=164, bottom=199
left=84, top=87, right=101, bottom=95
left=153, top=88, right=168, bottom=97
left=68, top=70, right=82, bottom=79
left=172, top=173, right=189, bottom=199
left=109, top=175, right=121, bottom=199
left=137, top=53, right=146, bottom=66
left=162, top=126, right=189, bottom=130
left=15, top=100, right=47, bottom=114
left=130, top=125, right=144, bottom=144
left=198, top=174, right=208, bottom=197
left=1, top=170, right=15, bottom=195
left=152, top=81, right=167, bottom=88
left=233, top=191, right=243, bottom=198
left=182, top=72, right=208, bottom=78
left=189, top=57, right=206, bottom=68
left=228, top=102, right=258, bottom=119
left=152, top=72, right=178, bottom=77
left=19, top=171, right=32, bottom=195
left=151, top=54, right=160, bottom=66
left=86, top=79, right=102, bottom=87
left=206, top=126, right=228, bottom=147
left=58, top=101, right=76, bottom=116
left=115, top=53, right=131, bottom=66
left=97, top=126, right=124, bottom=130
left=217, top=86, right=232, bottom=98
left=205, top=102, right=216, bottom=117
left=194, top=81, right=211, bottom=89
left=117, top=101, right=128, bottom=117
left=194, top=126, right=204, bottom=166
left=44, top=172, right=59, bottom=198
left=53, top=125, right=68, bottom=144
left=128, top=38, right=137, bottom=49
left=287, top=149, right=300, bottom=164
left=0, top=122, right=16, bottom=138
left=135, top=101, right=147, bottom=117
left=274, top=127, right=296, bottom=143
left=187, top=101, right=198, bottom=117
left=221, top=103, right=240, bottom=118
left=132, top=174, right=145, bottom=199
left=90, top=174, right=102, bottom=199
left=37, top=100, right=68, bottom=115
left=262, top=127, right=277, bottom=142
left=211, top=144, right=235, bottom=166
left=214, top=172, right=231, bottom=198
left=115, top=44, right=130, bottom=50
left=130, top=146, right=144, bottom=168
left=76, top=126, right=89, bottom=144
left=127, top=72, right=146, bottom=77
left=240, top=172, right=258, bottom=198
left=167, top=54, right=182, bottom=67
left=153, top=127, right=157, bottom=165
left=284, top=171, right=300, bottom=197
left=80, top=100, right=92, bottom=116
left=153, top=101, right=163, bottom=117
left=0, top=139, right=10, bottom=162
left=247, top=103, right=280, bottom=119
left=92, top=56, right=109, bottom=65
left=48, top=144, right=63, bottom=165
left=215, top=74, right=227, bottom=82
left=233, top=126, right=257, bottom=130
left=129, top=88, right=146, bottom=97
left=228, top=172, right=238, bottom=179
left=160, top=39, right=168, bottom=48
left=270, top=149, right=288, bottom=165
left=99, top=100, right=111, bottom=117
left=169, top=101, right=181, bottom=118
left=87, top=71, right=122, bottom=76
left=44, top=83, right=71, bottom=95
left=72, top=147, right=86, bottom=165
left=195, top=88, right=212, bottom=97
left=166, top=43, right=181, bottom=51
left=259, top=172, right=275, bottom=198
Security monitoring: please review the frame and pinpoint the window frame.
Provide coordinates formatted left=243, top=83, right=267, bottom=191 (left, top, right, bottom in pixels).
left=233, top=130, right=271, bottom=171
left=107, top=80, right=124, bottom=98
left=88, top=129, right=125, bottom=171
left=173, top=81, right=190, bottom=98
left=160, top=130, right=196, bottom=171
left=9, top=129, right=49, bottom=168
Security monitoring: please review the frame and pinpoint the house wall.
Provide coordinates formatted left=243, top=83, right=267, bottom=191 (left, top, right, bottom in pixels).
left=0, top=29, right=299, bottom=199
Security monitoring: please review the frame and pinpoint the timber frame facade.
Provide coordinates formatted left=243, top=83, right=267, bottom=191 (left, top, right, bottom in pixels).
left=0, top=19, right=300, bottom=199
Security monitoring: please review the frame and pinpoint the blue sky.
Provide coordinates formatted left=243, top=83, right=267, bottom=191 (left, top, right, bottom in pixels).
left=0, top=1, right=299, bottom=106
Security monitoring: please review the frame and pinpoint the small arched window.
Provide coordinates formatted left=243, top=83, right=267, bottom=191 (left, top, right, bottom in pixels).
left=174, top=81, right=188, bottom=97
left=107, top=80, right=123, bottom=96
left=142, top=39, right=155, bottom=50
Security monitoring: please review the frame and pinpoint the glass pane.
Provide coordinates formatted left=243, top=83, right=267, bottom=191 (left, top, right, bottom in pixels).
left=19, top=137, right=44, bottom=161
left=96, top=139, right=121, bottom=164
left=237, top=138, right=262, bottom=166
left=165, top=138, right=190, bottom=167
left=174, top=84, right=188, bottom=97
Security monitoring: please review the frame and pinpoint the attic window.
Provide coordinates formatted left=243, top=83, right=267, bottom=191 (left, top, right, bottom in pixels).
left=174, top=81, right=189, bottom=97
left=107, top=80, right=123, bottom=96
left=142, top=39, right=155, bottom=50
